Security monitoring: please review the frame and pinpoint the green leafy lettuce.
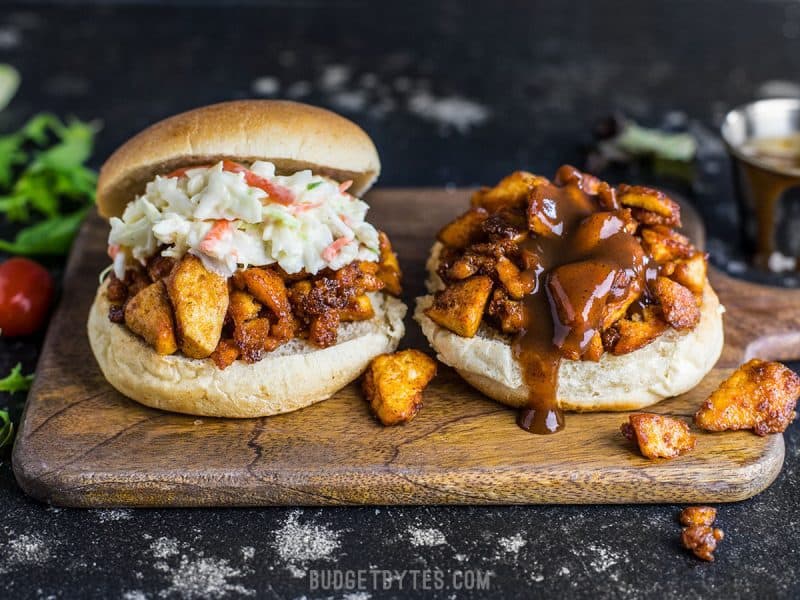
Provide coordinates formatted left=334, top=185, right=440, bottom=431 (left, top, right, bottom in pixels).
left=0, top=113, right=99, bottom=255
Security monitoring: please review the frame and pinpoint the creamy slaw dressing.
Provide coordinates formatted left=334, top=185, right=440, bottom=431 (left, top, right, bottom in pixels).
left=108, top=161, right=380, bottom=278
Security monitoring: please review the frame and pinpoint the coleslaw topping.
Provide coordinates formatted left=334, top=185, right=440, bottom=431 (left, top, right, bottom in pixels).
left=108, top=160, right=380, bottom=278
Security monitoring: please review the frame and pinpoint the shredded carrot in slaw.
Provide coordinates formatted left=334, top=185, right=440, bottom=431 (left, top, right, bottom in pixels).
left=322, top=236, right=352, bottom=262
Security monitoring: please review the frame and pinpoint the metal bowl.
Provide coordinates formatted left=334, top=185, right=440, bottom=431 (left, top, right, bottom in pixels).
left=721, top=98, right=800, bottom=175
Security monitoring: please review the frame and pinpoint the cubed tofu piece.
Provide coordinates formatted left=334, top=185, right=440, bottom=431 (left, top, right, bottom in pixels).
left=495, top=256, right=534, bottom=299
left=621, top=413, right=696, bottom=459
left=377, top=231, right=402, bottom=296
left=682, top=525, right=724, bottom=562
left=680, top=506, right=717, bottom=527
left=640, top=226, right=694, bottom=263
left=471, top=171, right=549, bottom=212
left=437, top=207, right=489, bottom=249
left=166, top=255, right=228, bottom=359
left=651, top=276, right=700, bottom=330
left=695, top=359, right=800, bottom=436
left=528, top=183, right=596, bottom=238
left=424, top=275, right=493, bottom=338
left=240, top=267, right=293, bottom=321
left=227, top=290, right=262, bottom=327
left=554, top=164, right=603, bottom=195
left=340, top=294, right=375, bottom=321
left=570, top=211, right=638, bottom=257
left=487, top=288, right=526, bottom=334
left=234, top=317, right=281, bottom=363
left=618, top=184, right=682, bottom=227
left=362, top=349, right=437, bottom=426
left=124, top=281, right=178, bottom=355
left=670, top=253, right=707, bottom=297
left=210, top=338, right=239, bottom=370
left=609, top=306, right=669, bottom=355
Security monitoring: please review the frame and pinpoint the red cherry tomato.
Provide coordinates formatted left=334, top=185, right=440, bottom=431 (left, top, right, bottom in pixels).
left=0, top=258, right=54, bottom=337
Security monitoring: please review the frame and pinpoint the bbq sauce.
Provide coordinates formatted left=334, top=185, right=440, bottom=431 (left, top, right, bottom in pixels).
left=736, top=135, right=800, bottom=264
left=513, top=178, right=647, bottom=434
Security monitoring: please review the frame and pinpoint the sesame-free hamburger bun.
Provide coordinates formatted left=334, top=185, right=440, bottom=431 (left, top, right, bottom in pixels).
left=415, top=241, right=724, bottom=413
left=88, top=100, right=406, bottom=418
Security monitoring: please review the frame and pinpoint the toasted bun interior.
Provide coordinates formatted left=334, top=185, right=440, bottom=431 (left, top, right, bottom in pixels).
left=97, top=100, right=381, bottom=219
left=88, top=282, right=406, bottom=418
left=415, top=244, right=725, bottom=412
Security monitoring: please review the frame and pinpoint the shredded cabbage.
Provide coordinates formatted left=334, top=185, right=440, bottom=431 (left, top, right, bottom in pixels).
left=108, top=161, right=380, bottom=278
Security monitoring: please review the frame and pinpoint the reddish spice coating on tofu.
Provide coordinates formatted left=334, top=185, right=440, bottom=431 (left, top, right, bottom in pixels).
left=695, top=359, right=800, bottom=436
left=620, top=413, right=696, bottom=459
left=106, top=231, right=402, bottom=369
left=681, top=525, right=724, bottom=562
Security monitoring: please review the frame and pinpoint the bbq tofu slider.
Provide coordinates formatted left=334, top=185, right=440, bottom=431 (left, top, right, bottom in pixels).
left=415, top=167, right=724, bottom=432
left=88, top=100, right=406, bottom=417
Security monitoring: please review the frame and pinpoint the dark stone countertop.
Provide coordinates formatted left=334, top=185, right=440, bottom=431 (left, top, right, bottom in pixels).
left=1, top=1, right=799, bottom=598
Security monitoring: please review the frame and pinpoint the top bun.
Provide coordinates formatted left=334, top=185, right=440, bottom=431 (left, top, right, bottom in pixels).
left=97, top=100, right=381, bottom=219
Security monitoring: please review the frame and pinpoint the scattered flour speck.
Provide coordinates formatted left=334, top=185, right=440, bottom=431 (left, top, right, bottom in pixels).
left=0, top=26, right=21, bottom=49
left=497, top=533, right=526, bottom=556
left=158, top=556, right=254, bottom=599
left=95, top=509, right=133, bottom=523
left=407, top=92, right=490, bottom=133
left=286, top=80, right=311, bottom=99
left=343, top=593, right=372, bottom=600
left=4, top=533, right=51, bottom=569
left=585, top=543, right=621, bottom=573
left=122, top=592, right=148, bottom=600
left=320, top=64, right=351, bottom=91
left=330, top=90, right=368, bottom=112
left=407, top=527, right=447, bottom=547
left=240, top=546, right=255, bottom=561
left=273, top=511, right=341, bottom=578
left=252, top=76, right=280, bottom=96
left=151, top=537, right=181, bottom=560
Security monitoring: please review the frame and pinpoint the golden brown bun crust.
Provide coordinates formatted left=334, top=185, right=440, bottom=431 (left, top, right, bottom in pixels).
left=88, top=282, right=406, bottom=418
left=415, top=243, right=725, bottom=412
left=97, top=100, right=381, bottom=219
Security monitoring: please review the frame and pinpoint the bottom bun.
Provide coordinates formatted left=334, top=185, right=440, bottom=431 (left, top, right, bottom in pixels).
left=415, top=283, right=724, bottom=412
left=88, top=282, right=406, bottom=417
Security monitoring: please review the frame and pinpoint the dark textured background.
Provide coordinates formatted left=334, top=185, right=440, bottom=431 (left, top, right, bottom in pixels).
left=1, top=1, right=800, bottom=598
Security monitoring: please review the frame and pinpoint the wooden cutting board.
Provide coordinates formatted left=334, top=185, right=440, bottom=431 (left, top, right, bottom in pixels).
left=12, top=189, right=799, bottom=507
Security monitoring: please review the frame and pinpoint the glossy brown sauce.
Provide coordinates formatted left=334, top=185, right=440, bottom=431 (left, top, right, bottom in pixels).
left=738, top=135, right=800, bottom=264
left=513, top=181, right=647, bottom=433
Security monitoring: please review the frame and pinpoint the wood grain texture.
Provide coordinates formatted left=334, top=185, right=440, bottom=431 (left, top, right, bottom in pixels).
left=11, top=189, right=792, bottom=507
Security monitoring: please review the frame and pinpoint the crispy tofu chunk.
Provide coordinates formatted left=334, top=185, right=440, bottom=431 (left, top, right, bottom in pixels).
left=240, top=267, right=293, bottom=321
left=228, top=290, right=261, bottom=327
left=609, top=306, right=669, bottom=355
left=166, top=255, right=228, bottom=359
left=124, top=281, right=178, bottom=355
left=621, top=413, right=696, bottom=459
left=528, top=182, right=596, bottom=238
left=438, top=207, right=489, bottom=249
left=695, top=359, right=800, bottom=436
left=640, top=226, right=694, bottom=263
left=680, top=506, right=717, bottom=527
left=210, top=338, right=239, bottom=370
left=670, top=253, right=707, bottom=297
left=682, top=525, right=724, bottom=562
left=234, top=317, right=281, bottom=363
left=554, top=164, right=602, bottom=195
left=363, top=350, right=437, bottom=426
left=487, top=288, right=526, bottom=334
left=340, top=294, right=375, bottom=321
left=618, top=184, right=682, bottom=227
left=376, top=231, right=402, bottom=296
left=495, top=256, right=534, bottom=299
left=424, top=275, right=493, bottom=338
left=471, top=171, right=549, bottom=212
left=651, top=277, right=700, bottom=330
